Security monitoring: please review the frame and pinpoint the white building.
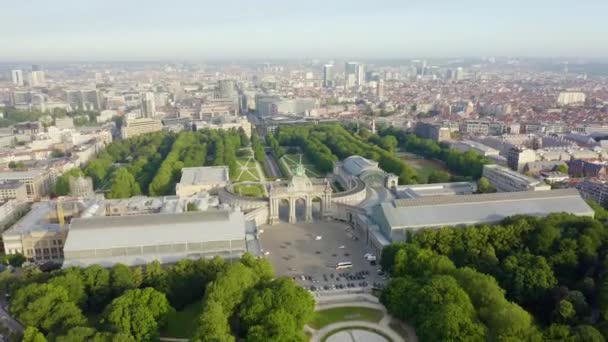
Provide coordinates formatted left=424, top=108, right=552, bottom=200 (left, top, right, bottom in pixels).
left=121, top=118, right=163, bottom=139
left=11, top=70, right=24, bottom=87
left=175, top=166, right=230, bottom=197
left=557, top=92, right=586, bottom=106
left=482, top=164, right=550, bottom=193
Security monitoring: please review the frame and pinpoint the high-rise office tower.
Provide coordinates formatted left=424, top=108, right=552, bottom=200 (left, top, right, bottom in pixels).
left=216, top=80, right=236, bottom=98
left=345, top=62, right=365, bottom=87
left=356, top=64, right=366, bottom=86
left=377, top=79, right=384, bottom=100
left=65, top=90, right=84, bottom=110
left=141, top=92, right=157, bottom=118
left=83, top=89, right=101, bottom=110
left=323, top=64, right=334, bottom=88
left=28, top=70, right=45, bottom=87
left=345, top=62, right=358, bottom=88
left=11, top=70, right=24, bottom=86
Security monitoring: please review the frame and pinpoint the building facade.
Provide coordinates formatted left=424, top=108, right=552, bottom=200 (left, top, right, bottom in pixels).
left=482, top=164, right=551, bottom=192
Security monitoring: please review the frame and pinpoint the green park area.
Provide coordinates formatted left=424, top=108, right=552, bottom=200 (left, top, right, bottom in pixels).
left=233, top=183, right=267, bottom=198
left=163, top=300, right=203, bottom=338
left=233, top=156, right=263, bottom=182
left=280, top=153, right=322, bottom=178
left=397, top=151, right=453, bottom=183
left=309, top=307, right=384, bottom=329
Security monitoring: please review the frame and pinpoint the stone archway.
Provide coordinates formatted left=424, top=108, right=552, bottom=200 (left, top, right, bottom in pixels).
left=278, top=198, right=290, bottom=222
left=311, top=196, right=322, bottom=221
left=295, top=198, right=307, bottom=222
left=268, top=164, right=333, bottom=225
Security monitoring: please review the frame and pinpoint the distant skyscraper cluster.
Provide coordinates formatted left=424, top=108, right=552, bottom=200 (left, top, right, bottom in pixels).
left=345, top=62, right=365, bottom=88
left=11, top=65, right=45, bottom=87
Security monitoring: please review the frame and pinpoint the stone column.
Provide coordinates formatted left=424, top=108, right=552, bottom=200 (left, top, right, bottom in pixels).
left=288, top=198, right=296, bottom=223
left=305, top=197, right=313, bottom=222
left=269, top=199, right=279, bottom=225
left=321, top=194, right=332, bottom=220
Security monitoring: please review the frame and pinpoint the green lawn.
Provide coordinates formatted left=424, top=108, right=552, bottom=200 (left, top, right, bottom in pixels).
left=162, top=300, right=203, bottom=338
left=280, top=153, right=321, bottom=177
left=234, top=157, right=262, bottom=182
left=309, top=307, right=384, bottom=329
left=397, top=151, right=452, bottom=183
left=233, top=183, right=267, bottom=198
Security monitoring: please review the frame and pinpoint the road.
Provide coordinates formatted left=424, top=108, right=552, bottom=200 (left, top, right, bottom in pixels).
left=264, top=152, right=283, bottom=178
left=0, top=304, right=23, bottom=337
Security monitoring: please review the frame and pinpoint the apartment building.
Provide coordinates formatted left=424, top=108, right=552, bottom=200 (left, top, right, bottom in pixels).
left=121, top=118, right=163, bottom=139
left=0, top=169, right=54, bottom=201
left=577, top=179, right=608, bottom=207
left=482, top=164, right=551, bottom=192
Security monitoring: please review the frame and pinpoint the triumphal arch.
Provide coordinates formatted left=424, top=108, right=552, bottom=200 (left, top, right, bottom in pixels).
left=268, top=164, right=333, bottom=224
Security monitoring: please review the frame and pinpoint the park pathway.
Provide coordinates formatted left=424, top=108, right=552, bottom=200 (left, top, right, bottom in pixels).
left=307, top=294, right=417, bottom=342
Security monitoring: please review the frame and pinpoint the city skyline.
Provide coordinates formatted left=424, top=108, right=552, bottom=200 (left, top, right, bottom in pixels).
left=2, top=0, right=608, bottom=61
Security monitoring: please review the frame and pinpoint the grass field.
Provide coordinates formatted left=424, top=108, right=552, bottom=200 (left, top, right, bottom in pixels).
left=163, top=300, right=202, bottom=338
left=233, top=183, right=267, bottom=198
left=234, top=157, right=263, bottom=182
left=397, top=151, right=452, bottom=182
left=280, top=153, right=322, bottom=178
left=309, top=307, right=384, bottom=329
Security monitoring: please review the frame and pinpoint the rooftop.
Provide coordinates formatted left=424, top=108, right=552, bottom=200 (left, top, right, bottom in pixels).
left=178, top=166, right=229, bottom=186
left=378, top=188, right=594, bottom=230
left=483, top=164, right=542, bottom=185
left=342, top=155, right=380, bottom=177
left=0, top=180, right=24, bottom=190
left=0, top=169, right=46, bottom=180
left=64, top=209, right=245, bottom=251
left=396, top=182, right=477, bottom=199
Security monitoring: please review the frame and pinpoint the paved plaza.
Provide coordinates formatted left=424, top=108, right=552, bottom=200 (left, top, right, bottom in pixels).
left=258, top=220, right=386, bottom=292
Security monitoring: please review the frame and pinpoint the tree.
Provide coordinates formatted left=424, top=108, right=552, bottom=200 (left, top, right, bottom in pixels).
left=103, top=288, right=174, bottom=341
left=427, top=170, right=451, bottom=183
left=5, top=253, right=26, bottom=267
left=22, top=326, right=47, bottom=342
left=246, top=309, right=300, bottom=342
left=476, top=177, right=496, bottom=193
left=10, top=283, right=86, bottom=335
left=143, top=260, right=168, bottom=292
left=49, top=272, right=86, bottom=307
left=554, top=300, right=576, bottom=323
left=556, top=164, right=569, bottom=174
left=82, top=265, right=111, bottom=311
left=380, top=135, right=398, bottom=153
left=500, top=253, right=557, bottom=304
left=108, top=168, right=141, bottom=199
left=54, top=169, right=84, bottom=196
left=587, top=200, right=608, bottom=222
left=239, top=278, right=314, bottom=338
left=196, top=301, right=234, bottom=342
left=110, top=264, right=137, bottom=297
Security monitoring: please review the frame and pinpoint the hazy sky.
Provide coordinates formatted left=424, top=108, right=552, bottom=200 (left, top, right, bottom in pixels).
left=1, top=0, right=607, bottom=60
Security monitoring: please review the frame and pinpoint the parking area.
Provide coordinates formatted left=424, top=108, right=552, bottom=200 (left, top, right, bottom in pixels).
left=258, top=221, right=387, bottom=294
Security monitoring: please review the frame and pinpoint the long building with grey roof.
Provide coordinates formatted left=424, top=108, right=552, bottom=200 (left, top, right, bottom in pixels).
left=371, top=189, right=594, bottom=242
left=62, top=208, right=246, bottom=267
